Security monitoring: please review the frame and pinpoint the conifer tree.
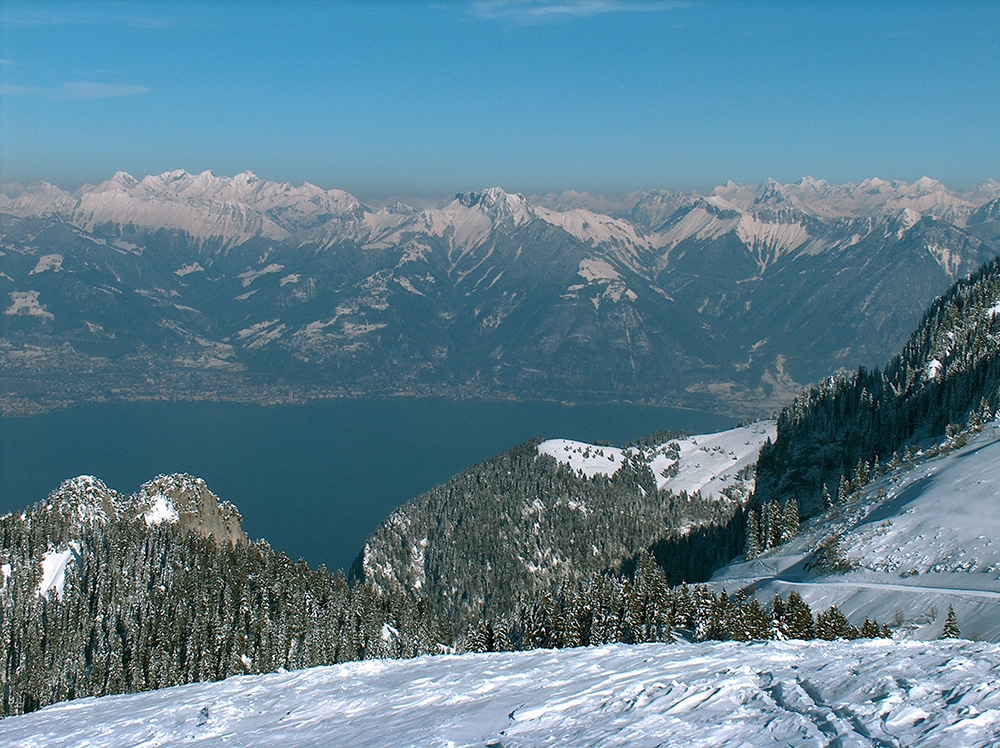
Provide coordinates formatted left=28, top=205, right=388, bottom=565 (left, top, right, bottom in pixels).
left=942, top=605, right=960, bottom=639
left=780, top=591, right=815, bottom=640
left=837, top=475, right=853, bottom=504
left=744, top=511, right=761, bottom=560
left=780, top=498, right=799, bottom=544
left=816, top=606, right=858, bottom=640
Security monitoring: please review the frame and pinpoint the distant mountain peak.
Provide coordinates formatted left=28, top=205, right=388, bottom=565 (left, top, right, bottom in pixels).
left=454, top=186, right=531, bottom=224
left=110, top=171, right=138, bottom=189
left=233, top=170, right=261, bottom=186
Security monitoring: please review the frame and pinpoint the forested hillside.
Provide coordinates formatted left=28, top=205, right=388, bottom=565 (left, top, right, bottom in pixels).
left=755, top=256, right=1000, bottom=516
left=353, top=424, right=773, bottom=632
left=0, top=475, right=448, bottom=717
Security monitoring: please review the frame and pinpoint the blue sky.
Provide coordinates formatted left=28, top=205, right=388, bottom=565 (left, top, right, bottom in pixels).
left=1, top=0, right=997, bottom=198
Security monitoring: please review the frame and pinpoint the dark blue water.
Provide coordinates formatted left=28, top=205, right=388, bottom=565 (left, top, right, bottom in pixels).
left=0, top=399, right=734, bottom=572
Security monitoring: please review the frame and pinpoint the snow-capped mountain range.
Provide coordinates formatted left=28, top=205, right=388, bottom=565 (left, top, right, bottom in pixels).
left=2, top=171, right=1000, bottom=415
left=4, top=170, right=996, bottom=246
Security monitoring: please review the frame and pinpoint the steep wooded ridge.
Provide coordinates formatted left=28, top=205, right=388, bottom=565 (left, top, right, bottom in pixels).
left=0, top=474, right=447, bottom=717
left=754, top=255, right=1000, bottom=517
left=3, top=173, right=999, bottom=415
left=352, top=423, right=774, bottom=631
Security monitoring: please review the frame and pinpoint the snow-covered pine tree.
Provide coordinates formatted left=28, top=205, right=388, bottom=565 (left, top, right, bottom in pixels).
left=779, top=498, right=799, bottom=544
left=744, top=511, right=761, bottom=560
left=837, top=474, right=852, bottom=504
left=781, top=591, right=815, bottom=640
left=942, top=605, right=961, bottom=639
left=815, top=605, right=858, bottom=640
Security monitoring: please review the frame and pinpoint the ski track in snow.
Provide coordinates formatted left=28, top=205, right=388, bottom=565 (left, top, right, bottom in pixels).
left=715, top=422, right=1000, bottom=641
left=4, top=640, right=1000, bottom=747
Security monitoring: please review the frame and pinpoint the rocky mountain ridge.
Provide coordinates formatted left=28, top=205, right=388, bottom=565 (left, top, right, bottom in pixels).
left=3, top=172, right=999, bottom=415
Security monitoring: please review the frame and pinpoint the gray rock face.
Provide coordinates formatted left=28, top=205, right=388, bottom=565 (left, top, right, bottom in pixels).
left=137, top=474, right=246, bottom=546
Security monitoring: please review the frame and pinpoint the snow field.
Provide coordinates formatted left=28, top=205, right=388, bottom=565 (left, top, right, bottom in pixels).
left=36, top=543, right=81, bottom=598
left=538, top=421, right=775, bottom=497
left=4, top=639, right=1000, bottom=747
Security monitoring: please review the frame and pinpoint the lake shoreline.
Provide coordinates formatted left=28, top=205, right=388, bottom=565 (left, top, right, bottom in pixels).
left=3, top=398, right=736, bottom=573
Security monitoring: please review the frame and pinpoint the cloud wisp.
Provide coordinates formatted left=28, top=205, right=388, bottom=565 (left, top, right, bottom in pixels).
left=59, top=82, right=152, bottom=100
left=1, top=7, right=179, bottom=30
left=471, top=0, right=686, bottom=24
left=0, top=82, right=151, bottom=99
left=0, top=84, right=41, bottom=96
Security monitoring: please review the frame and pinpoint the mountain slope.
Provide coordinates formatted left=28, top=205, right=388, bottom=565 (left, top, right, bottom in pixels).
left=4, top=639, right=1000, bottom=747
left=3, top=173, right=1000, bottom=415
left=353, top=422, right=773, bottom=630
left=716, top=417, right=1000, bottom=642
left=754, top=256, right=1000, bottom=517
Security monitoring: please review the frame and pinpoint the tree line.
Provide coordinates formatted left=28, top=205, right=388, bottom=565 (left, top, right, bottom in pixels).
left=460, top=552, right=894, bottom=653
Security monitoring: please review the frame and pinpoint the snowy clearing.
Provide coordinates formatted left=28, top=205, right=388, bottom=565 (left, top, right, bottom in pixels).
left=37, top=543, right=81, bottom=598
left=4, top=639, right=1000, bottom=747
left=5, top=290, right=54, bottom=319
left=28, top=253, right=63, bottom=275
left=538, top=421, right=775, bottom=496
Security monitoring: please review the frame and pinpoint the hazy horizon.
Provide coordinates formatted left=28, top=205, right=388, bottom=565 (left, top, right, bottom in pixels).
left=2, top=1, right=997, bottom=197
left=5, top=169, right=998, bottom=211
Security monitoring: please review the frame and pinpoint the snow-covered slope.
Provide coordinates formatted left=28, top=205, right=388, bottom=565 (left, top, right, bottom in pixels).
left=716, top=421, right=1000, bottom=641
left=539, top=420, right=774, bottom=496
left=4, top=639, right=1000, bottom=747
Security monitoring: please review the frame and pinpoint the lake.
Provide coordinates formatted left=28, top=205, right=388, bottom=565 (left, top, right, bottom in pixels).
left=0, top=398, right=735, bottom=572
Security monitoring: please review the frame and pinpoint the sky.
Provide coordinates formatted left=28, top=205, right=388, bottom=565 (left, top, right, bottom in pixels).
left=0, top=0, right=998, bottom=199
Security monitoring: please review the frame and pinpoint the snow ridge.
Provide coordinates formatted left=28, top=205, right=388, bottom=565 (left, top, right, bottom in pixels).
left=538, top=421, right=775, bottom=497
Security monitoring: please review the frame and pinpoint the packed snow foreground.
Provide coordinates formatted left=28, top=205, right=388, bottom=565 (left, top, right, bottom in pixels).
left=4, top=639, right=1000, bottom=747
